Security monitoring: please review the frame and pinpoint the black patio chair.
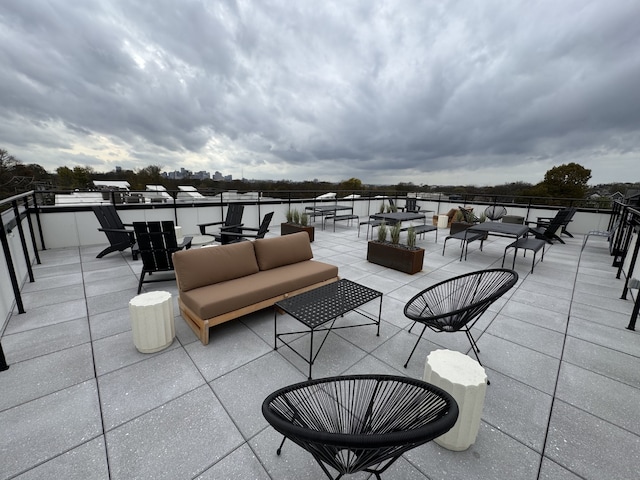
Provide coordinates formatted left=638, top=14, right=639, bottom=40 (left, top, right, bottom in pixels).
left=401, top=198, right=422, bottom=213
left=262, top=374, right=458, bottom=480
left=219, top=211, right=274, bottom=244
left=133, top=221, right=192, bottom=294
left=526, top=207, right=574, bottom=244
left=403, top=269, right=518, bottom=370
left=92, top=205, right=137, bottom=259
left=534, top=206, right=577, bottom=238
left=197, top=204, right=244, bottom=235
left=484, top=205, right=507, bottom=221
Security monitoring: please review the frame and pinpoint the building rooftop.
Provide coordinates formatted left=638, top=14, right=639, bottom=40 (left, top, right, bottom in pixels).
left=1, top=225, right=639, bottom=479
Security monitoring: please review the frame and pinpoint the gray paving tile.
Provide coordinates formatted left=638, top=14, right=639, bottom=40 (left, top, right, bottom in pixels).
left=486, top=314, right=565, bottom=358
left=92, top=329, right=180, bottom=376
left=475, top=334, right=560, bottom=394
left=0, top=381, right=102, bottom=480
left=567, top=316, right=640, bottom=357
left=556, top=362, right=640, bottom=435
left=84, top=274, right=140, bottom=297
left=405, top=421, right=541, bottom=480
left=185, top=320, right=272, bottom=382
left=21, top=272, right=83, bottom=292
left=196, top=445, right=270, bottom=480
left=537, top=458, right=583, bottom=480
left=562, top=335, right=640, bottom=387
left=483, top=369, right=553, bottom=452
left=16, top=284, right=84, bottom=312
left=98, top=348, right=205, bottom=430
left=0, top=344, right=95, bottom=411
left=88, top=306, right=131, bottom=341
left=545, top=400, right=640, bottom=480
left=13, top=437, right=109, bottom=480
left=86, top=290, right=134, bottom=316
left=499, top=299, right=568, bottom=333
left=251, top=426, right=369, bottom=480
left=2, top=318, right=90, bottom=363
left=106, top=385, right=244, bottom=480
left=211, top=352, right=306, bottom=438
left=4, top=299, right=87, bottom=335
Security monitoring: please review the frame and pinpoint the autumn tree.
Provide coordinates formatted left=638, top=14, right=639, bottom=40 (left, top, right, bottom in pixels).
left=541, top=162, right=591, bottom=199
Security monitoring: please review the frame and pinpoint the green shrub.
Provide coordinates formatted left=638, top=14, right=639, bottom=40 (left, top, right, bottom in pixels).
left=285, top=209, right=294, bottom=223
left=407, top=225, right=416, bottom=248
left=377, top=221, right=388, bottom=242
left=300, top=212, right=308, bottom=226
left=292, top=209, right=300, bottom=224
left=390, top=221, right=402, bottom=244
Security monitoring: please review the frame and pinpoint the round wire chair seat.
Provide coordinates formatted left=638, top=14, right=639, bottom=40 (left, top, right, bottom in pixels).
left=262, top=374, right=459, bottom=480
left=403, top=268, right=518, bottom=368
left=484, top=205, right=508, bottom=221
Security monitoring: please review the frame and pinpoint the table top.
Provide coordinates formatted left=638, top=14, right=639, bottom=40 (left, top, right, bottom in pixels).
left=275, top=279, right=382, bottom=328
left=468, top=222, right=529, bottom=237
left=370, top=212, right=426, bottom=222
left=188, top=234, right=217, bottom=246
left=305, top=205, right=353, bottom=213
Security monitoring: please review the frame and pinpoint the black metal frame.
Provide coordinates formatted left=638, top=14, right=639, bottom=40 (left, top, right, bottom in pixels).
left=262, top=374, right=459, bottom=480
left=403, top=268, right=519, bottom=371
left=274, top=279, right=382, bottom=379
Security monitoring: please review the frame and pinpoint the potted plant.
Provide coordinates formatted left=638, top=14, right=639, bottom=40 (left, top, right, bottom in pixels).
left=366, top=222, right=425, bottom=274
left=449, top=209, right=488, bottom=238
left=281, top=208, right=315, bottom=242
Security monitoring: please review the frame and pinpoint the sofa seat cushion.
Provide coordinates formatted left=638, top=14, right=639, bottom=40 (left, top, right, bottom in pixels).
left=180, top=260, right=339, bottom=320
left=173, top=241, right=259, bottom=291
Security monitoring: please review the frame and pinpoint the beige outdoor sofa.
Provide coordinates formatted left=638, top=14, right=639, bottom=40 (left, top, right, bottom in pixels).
left=173, top=232, right=339, bottom=345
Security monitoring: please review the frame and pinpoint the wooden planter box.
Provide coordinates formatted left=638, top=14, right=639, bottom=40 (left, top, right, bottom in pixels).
left=367, top=241, right=425, bottom=275
left=281, top=223, right=315, bottom=242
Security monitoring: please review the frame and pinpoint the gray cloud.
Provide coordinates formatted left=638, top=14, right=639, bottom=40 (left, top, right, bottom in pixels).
left=1, top=0, right=639, bottom=185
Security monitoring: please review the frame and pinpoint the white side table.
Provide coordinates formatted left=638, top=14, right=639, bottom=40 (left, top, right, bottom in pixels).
left=437, top=214, right=449, bottom=229
left=423, top=349, right=487, bottom=451
left=129, top=291, right=175, bottom=353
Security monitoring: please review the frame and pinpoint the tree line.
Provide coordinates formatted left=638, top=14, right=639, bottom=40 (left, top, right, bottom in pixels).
left=1, top=148, right=635, bottom=206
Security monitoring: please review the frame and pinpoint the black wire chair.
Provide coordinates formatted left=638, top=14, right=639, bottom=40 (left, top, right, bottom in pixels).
left=484, top=205, right=508, bottom=221
left=403, top=269, right=518, bottom=369
left=262, top=375, right=458, bottom=480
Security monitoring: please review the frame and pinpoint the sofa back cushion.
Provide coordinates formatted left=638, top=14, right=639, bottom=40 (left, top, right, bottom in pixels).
left=254, top=231, right=313, bottom=271
left=173, top=241, right=259, bottom=292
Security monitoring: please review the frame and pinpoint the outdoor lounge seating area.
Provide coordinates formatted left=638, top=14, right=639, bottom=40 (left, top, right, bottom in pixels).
left=1, top=215, right=640, bottom=479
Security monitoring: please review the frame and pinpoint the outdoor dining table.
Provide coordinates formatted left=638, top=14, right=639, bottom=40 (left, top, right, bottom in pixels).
left=463, top=222, right=530, bottom=261
left=305, top=205, right=353, bottom=229
left=369, top=211, right=427, bottom=224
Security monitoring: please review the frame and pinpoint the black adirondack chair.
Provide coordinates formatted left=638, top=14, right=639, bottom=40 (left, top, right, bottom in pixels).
left=92, top=205, right=137, bottom=259
left=219, top=212, right=274, bottom=244
left=197, top=204, right=244, bottom=235
left=526, top=207, right=575, bottom=244
left=535, top=206, right=577, bottom=238
left=133, top=221, right=192, bottom=294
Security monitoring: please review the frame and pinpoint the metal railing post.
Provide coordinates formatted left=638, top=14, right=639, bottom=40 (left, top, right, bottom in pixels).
left=0, top=341, right=8, bottom=371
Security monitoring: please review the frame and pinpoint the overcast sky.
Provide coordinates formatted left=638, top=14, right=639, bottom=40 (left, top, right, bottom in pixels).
left=1, top=1, right=639, bottom=186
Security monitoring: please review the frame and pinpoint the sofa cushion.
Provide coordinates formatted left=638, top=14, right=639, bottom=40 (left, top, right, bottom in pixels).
left=180, top=260, right=338, bottom=320
left=173, top=241, right=259, bottom=292
left=253, top=231, right=313, bottom=271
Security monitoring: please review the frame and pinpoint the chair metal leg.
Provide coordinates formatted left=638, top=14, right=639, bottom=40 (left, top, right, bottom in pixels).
left=404, top=324, right=427, bottom=368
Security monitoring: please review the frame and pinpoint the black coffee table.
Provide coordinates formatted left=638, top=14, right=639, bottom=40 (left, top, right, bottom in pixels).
left=274, top=279, right=382, bottom=379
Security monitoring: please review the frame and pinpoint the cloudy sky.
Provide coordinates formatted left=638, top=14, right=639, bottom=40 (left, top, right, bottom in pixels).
left=1, top=0, right=639, bottom=186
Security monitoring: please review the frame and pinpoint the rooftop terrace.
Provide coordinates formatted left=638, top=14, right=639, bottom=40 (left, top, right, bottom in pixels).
left=1, top=222, right=639, bottom=479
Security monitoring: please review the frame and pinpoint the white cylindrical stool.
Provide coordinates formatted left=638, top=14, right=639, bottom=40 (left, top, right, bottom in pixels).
left=423, top=349, right=487, bottom=451
left=129, top=291, right=175, bottom=353
left=437, top=214, right=449, bottom=229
